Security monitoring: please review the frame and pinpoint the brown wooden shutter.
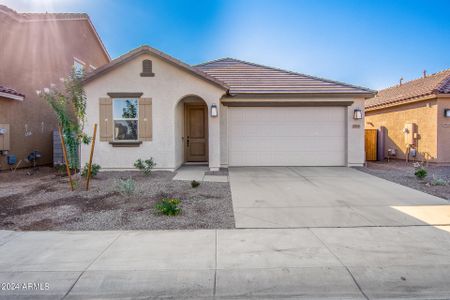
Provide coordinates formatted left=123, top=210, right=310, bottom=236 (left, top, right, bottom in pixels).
left=139, top=98, right=152, bottom=141
left=99, top=97, right=113, bottom=141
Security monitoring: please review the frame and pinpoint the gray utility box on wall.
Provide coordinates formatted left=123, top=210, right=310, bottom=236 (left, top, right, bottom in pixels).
left=52, top=129, right=80, bottom=167
left=0, top=124, right=10, bottom=152
left=52, top=129, right=67, bottom=166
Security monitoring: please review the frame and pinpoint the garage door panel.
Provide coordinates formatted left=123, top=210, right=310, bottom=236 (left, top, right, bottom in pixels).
left=230, top=124, right=345, bottom=138
left=230, top=137, right=346, bottom=152
left=229, top=107, right=345, bottom=122
left=230, top=151, right=345, bottom=166
left=228, top=107, right=346, bottom=166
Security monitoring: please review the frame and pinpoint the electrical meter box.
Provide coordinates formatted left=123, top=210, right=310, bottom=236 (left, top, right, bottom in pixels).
left=0, top=124, right=10, bottom=151
left=404, top=123, right=417, bottom=145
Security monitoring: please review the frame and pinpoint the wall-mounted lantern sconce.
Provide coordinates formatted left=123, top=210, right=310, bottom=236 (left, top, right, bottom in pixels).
left=353, top=109, right=363, bottom=120
left=444, top=109, right=450, bottom=118
left=211, top=104, right=218, bottom=117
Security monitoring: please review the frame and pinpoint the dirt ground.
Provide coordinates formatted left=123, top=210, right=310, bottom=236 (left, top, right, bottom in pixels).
left=0, top=167, right=235, bottom=231
left=357, top=161, right=450, bottom=201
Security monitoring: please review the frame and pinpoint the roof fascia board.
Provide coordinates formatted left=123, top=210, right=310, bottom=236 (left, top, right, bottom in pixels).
left=366, top=94, right=438, bottom=111
left=0, top=91, right=24, bottom=101
left=227, top=93, right=373, bottom=99
left=222, top=100, right=354, bottom=107
left=436, top=93, right=450, bottom=99
left=83, top=47, right=228, bottom=90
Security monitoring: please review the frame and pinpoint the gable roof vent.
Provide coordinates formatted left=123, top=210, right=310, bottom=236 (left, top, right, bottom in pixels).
left=140, top=59, right=155, bottom=77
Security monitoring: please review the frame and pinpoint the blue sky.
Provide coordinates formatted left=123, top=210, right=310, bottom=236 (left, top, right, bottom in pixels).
left=3, top=0, right=450, bottom=89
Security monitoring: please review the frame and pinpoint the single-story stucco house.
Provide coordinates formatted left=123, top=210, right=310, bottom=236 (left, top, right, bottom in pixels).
left=365, top=69, right=450, bottom=163
left=81, top=45, right=375, bottom=171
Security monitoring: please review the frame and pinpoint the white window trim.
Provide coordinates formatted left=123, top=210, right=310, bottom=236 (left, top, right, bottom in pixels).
left=112, top=98, right=139, bottom=141
left=73, top=57, right=86, bottom=65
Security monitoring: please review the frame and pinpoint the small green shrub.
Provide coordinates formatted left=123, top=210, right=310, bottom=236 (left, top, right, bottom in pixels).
left=414, top=168, right=427, bottom=180
left=155, top=198, right=181, bottom=216
left=134, top=158, right=156, bottom=176
left=430, top=175, right=448, bottom=186
left=116, top=177, right=136, bottom=195
left=81, top=163, right=101, bottom=178
left=191, top=180, right=200, bottom=188
left=54, top=164, right=66, bottom=175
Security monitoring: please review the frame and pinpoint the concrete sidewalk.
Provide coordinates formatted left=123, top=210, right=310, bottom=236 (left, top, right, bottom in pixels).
left=1, top=226, right=450, bottom=299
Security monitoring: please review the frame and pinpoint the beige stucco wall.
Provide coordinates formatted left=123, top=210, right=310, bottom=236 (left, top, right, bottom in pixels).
left=219, top=97, right=366, bottom=167
left=437, top=98, right=450, bottom=163
left=81, top=53, right=225, bottom=171
left=365, top=100, right=438, bottom=162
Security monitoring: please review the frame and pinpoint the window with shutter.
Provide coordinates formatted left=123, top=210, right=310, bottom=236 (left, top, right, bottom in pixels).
left=139, top=98, right=152, bottom=141
left=99, top=97, right=113, bottom=141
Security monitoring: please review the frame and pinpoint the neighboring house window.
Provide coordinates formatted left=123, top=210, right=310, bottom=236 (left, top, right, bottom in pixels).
left=73, top=59, right=85, bottom=76
left=140, top=59, right=155, bottom=77
left=113, top=98, right=138, bottom=141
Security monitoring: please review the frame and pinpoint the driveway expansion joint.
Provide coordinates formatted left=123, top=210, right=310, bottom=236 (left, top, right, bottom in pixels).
left=308, top=228, right=370, bottom=300
left=62, top=232, right=122, bottom=299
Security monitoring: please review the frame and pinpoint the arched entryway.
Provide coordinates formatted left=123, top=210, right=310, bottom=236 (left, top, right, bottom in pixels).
left=174, top=95, right=208, bottom=167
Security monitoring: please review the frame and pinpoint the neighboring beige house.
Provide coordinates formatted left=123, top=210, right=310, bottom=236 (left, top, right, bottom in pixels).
left=365, top=69, right=450, bottom=163
left=81, top=45, right=375, bottom=171
left=0, top=5, right=110, bottom=170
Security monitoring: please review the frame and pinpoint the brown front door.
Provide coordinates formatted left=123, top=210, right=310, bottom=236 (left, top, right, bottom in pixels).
left=185, top=103, right=208, bottom=162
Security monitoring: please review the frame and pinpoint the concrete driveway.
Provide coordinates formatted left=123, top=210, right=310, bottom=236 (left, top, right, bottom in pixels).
left=229, top=167, right=450, bottom=228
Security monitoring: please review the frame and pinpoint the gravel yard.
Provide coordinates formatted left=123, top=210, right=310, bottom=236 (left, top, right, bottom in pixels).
left=357, top=161, right=450, bottom=201
left=0, top=167, right=235, bottom=231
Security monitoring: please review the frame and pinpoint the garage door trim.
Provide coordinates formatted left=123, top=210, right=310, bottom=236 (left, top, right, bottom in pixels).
left=227, top=106, right=347, bottom=167
left=222, top=101, right=354, bottom=107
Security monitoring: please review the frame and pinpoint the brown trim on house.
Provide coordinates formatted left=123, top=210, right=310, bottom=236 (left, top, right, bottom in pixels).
left=226, top=93, right=373, bottom=99
left=140, top=72, right=155, bottom=77
left=109, top=141, right=143, bottom=147
left=107, top=92, right=143, bottom=98
left=222, top=101, right=354, bottom=107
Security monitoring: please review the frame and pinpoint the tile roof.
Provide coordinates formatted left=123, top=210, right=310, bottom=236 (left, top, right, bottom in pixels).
left=195, top=58, right=375, bottom=96
left=0, top=5, right=110, bottom=61
left=365, top=69, right=450, bottom=110
left=0, top=85, right=25, bottom=100
left=0, top=5, right=88, bottom=21
left=83, top=45, right=228, bottom=90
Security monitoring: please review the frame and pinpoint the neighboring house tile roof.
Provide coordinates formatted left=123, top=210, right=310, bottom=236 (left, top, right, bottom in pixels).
left=366, top=69, right=450, bottom=110
left=0, top=5, right=88, bottom=21
left=0, top=85, right=25, bottom=100
left=195, top=58, right=375, bottom=96
left=0, top=5, right=110, bottom=61
left=83, top=46, right=228, bottom=90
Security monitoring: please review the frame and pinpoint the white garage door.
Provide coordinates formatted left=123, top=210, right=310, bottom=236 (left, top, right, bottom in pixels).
left=228, top=107, right=346, bottom=166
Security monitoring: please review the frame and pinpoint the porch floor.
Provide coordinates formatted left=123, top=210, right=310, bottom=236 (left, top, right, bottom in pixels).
left=173, top=165, right=228, bottom=182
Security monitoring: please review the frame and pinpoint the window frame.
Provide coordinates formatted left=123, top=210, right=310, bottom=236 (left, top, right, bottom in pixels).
left=73, top=57, right=86, bottom=76
left=112, top=98, right=139, bottom=141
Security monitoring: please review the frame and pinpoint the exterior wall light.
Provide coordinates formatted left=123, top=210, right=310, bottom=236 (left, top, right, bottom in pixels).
left=353, top=109, right=363, bottom=120
left=444, top=109, right=450, bottom=118
left=211, top=104, right=218, bottom=117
